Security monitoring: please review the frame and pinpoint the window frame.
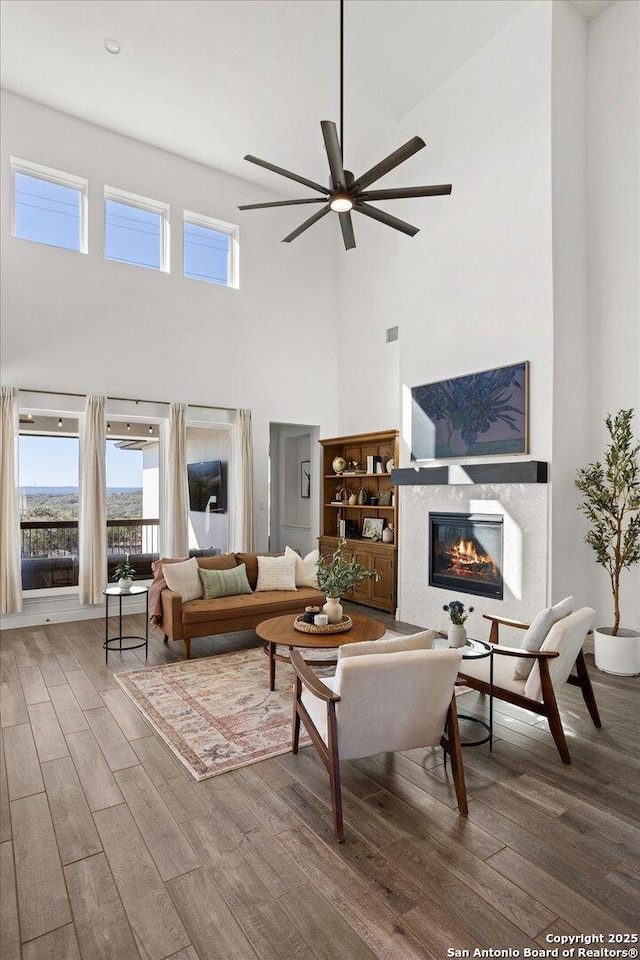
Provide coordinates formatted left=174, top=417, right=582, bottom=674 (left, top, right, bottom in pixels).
left=104, top=185, right=170, bottom=273
left=10, top=156, right=88, bottom=254
left=183, top=210, right=239, bottom=289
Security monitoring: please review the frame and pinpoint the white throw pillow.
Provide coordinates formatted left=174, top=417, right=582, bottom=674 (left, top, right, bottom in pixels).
left=162, top=557, right=203, bottom=602
left=339, top=629, right=435, bottom=659
left=285, top=546, right=319, bottom=588
left=513, top=596, right=574, bottom=680
left=255, top=554, right=297, bottom=592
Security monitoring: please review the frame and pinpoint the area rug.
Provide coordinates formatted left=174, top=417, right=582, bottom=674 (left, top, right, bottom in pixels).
left=115, top=634, right=470, bottom=781
left=115, top=645, right=325, bottom=780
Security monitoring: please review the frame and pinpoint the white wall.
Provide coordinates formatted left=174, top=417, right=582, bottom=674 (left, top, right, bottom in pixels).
left=0, top=91, right=341, bottom=556
left=339, top=1, right=554, bottom=466
left=550, top=0, right=590, bottom=608
left=586, top=0, right=640, bottom=630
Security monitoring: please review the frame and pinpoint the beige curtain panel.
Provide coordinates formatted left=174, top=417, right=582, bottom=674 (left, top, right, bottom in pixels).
left=0, top=386, right=23, bottom=615
left=78, top=394, right=107, bottom=605
left=164, top=401, right=189, bottom=558
left=231, top=408, right=254, bottom=552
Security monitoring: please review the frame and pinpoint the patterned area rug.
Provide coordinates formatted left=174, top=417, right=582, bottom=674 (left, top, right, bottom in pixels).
left=115, top=633, right=469, bottom=781
left=115, top=645, right=323, bottom=780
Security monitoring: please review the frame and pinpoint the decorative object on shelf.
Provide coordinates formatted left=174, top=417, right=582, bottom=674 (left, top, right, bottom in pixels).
left=411, top=361, right=529, bottom=460
left=575, top=408, right=640, bottom=675
left=357, top=487, right=368, bottom=505
left=238, top=1, right=452, bottom=251
left=348, top=493, right=358, bottom=505
left=317, top=539, right=379, bottom=622
left=335, top=483, right=351, bottom=502
left=332, top=456, right=346, bottom=474
left=443, top=599, right=473, bottom=648
left=300, top=460, right=311, bottom=498
left=366, top=455, right=382, bottom=474
left=113, top=555, right=136, bottom=591
left=369, top=496, right=379, bottom=506
left=378, top=489, right=392, bottom=507
left=385, top=458, right=395, bottom=473
left=382, top=523, right=394, bottom=544
left=362, top=517, right=385, bottom=540
left=293, top=614, right=353, bottom=634
left=338, top=518, right=358, bottom=538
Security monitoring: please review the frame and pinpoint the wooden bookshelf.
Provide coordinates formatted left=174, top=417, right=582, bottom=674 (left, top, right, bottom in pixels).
left=319, top=429, right=399, bottom=613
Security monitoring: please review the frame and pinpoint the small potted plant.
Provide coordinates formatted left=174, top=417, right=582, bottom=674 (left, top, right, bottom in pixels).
left=575, top=408, right=640, bottom=675
left=316, top=539, right=380, bottom=623
left=443, top=599, right=473, bottom=648
left=113, top=555, right=136, bottom=592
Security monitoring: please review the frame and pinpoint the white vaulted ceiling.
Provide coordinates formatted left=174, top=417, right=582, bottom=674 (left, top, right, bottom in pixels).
left=1, top=0, right=532, bottom=190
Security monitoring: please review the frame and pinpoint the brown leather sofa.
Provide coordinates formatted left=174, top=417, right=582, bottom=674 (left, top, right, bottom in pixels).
left=158, top=552, right=325, bottom=659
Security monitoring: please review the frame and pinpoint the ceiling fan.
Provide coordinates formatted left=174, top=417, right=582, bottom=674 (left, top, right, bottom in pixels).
left=238, top=0, right=451, bottom=250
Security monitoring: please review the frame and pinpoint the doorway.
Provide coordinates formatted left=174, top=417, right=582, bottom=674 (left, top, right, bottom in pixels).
left=268, top=422, right=320, bottom=554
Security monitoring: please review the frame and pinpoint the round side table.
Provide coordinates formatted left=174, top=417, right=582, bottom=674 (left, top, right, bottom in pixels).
left=433, top=636, right=493, bottom=750
left=103, top=585, right=149, bottom=664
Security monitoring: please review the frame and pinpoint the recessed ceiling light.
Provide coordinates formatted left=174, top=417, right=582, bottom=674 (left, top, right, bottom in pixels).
left=104, top=38, right=121, bottom=55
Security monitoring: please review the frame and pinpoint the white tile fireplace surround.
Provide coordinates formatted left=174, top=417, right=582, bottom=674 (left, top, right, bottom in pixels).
left=398, top=483, right=549, bottom=640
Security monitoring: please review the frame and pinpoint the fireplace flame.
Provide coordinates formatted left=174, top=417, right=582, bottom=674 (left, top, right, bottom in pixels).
left=447, top=537, right=497, bottom=576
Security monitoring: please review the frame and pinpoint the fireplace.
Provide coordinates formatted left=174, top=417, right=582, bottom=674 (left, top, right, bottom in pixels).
left=429, top=512, right=504, bottom=600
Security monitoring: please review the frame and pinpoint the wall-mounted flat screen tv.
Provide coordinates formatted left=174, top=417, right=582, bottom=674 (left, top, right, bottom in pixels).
left=187, top=460, right=226, bottom=513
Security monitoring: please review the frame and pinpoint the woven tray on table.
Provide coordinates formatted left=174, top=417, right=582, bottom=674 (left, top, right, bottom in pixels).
left=293, top=615, right=353, bottom=635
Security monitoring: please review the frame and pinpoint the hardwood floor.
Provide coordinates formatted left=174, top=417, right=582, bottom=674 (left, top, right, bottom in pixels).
left=0, top=607, right=638, bottom=959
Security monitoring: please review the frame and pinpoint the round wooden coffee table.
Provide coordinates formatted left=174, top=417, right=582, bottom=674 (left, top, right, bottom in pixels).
left=256, top=612, right=386, bottom=690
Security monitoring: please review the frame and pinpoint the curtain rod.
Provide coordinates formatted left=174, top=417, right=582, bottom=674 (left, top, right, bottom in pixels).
left=19, top=387, right=236, bottom=414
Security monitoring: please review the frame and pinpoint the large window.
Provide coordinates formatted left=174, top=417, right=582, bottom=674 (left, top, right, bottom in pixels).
left=105, top=426, right=160, bottom=578
left=105, top=187, right=169, bottom=271
left=19, top=426, right=80, bottom=590
left=11, top=157, right=87, bottom=253
left=183, top=211, right=239, bottom=288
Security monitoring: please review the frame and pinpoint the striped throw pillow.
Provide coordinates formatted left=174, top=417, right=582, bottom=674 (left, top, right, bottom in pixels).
left=198, top=563, right=252, bottom=600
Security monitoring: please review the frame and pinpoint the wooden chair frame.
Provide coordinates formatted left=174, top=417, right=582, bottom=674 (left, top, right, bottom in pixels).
left=457, top=614, right=602, bottom=765
left=290, top=650, right=468, bottom=843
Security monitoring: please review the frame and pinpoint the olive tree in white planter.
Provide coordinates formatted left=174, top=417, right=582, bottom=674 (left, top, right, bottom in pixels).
left=575, top=408, right=640, bottom=675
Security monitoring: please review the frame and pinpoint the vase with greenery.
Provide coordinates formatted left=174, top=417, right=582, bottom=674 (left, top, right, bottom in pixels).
left=113, top=555, right=136, bottom=590
left=316, top=539, right=379, bottom=623
left=443, top=600, right=473, bottom=648
left=575, top=408, right=640, bottom=675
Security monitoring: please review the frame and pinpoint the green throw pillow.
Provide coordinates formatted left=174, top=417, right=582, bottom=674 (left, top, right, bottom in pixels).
left=198, top=563, right=252, bottom=600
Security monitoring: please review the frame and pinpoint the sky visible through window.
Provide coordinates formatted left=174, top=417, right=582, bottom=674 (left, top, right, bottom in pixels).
left=184, top=221, right=229, bottom=284
left=14, top=173, right=81, bottom=251
left=105, top=199, right=162, bottom=269
left=19, top=435, right=143, bottom=488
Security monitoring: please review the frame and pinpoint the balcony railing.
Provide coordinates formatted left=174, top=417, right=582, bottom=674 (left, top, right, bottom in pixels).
left=20, top=518, right=160, bottom=590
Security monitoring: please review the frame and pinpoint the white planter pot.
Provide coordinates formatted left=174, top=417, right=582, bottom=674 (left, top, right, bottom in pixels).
left=594, top=627, right=640, bottom=676
left=323, top=597, right=343, bottom=624
left=448, top=624, right=467, bottom=648
left=118, top=577, right=133, bottom=592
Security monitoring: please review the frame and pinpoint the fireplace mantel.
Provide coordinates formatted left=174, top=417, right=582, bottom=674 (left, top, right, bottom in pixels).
left=392, top=460, right=547, bottom=486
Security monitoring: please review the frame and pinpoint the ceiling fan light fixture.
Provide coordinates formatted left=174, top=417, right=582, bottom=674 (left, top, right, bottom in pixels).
left=330, top=194, right=354, bottom=213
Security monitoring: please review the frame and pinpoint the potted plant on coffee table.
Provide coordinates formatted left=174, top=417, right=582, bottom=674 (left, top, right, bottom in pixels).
left=316, top=539, right=379, bottom=623
left=113, top=555, right=136, bottom=592
left=575, top=408, right=640, bottom=675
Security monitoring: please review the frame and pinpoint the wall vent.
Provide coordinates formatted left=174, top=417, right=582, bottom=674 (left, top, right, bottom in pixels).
left=386, top=325, right=399, bottom=343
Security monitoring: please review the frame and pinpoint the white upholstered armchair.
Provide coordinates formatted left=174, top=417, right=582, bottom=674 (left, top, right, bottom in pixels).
left=459, top=606, right=601, bottom=764
left=291, top=632, right=467, bottom=842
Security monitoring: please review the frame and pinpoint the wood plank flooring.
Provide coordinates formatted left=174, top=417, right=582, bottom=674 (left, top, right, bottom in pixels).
left=0, top=607, right=638, bottom=959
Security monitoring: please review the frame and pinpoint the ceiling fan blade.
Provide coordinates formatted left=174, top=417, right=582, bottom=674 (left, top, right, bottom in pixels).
left=244, top=155, right=330, bottom=195
left=351, top=136, right=426, bottom=193
left=282, top=206, right=330, bottom=243
left=321, top=120, right=345, bottom=191
left=238, top=198, right=327, bottom=211
left=355, top=202, right=419, bottom=237
left=359, top=184, right=452, bottom=201
left=338, top=211, right=356, bottom=250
